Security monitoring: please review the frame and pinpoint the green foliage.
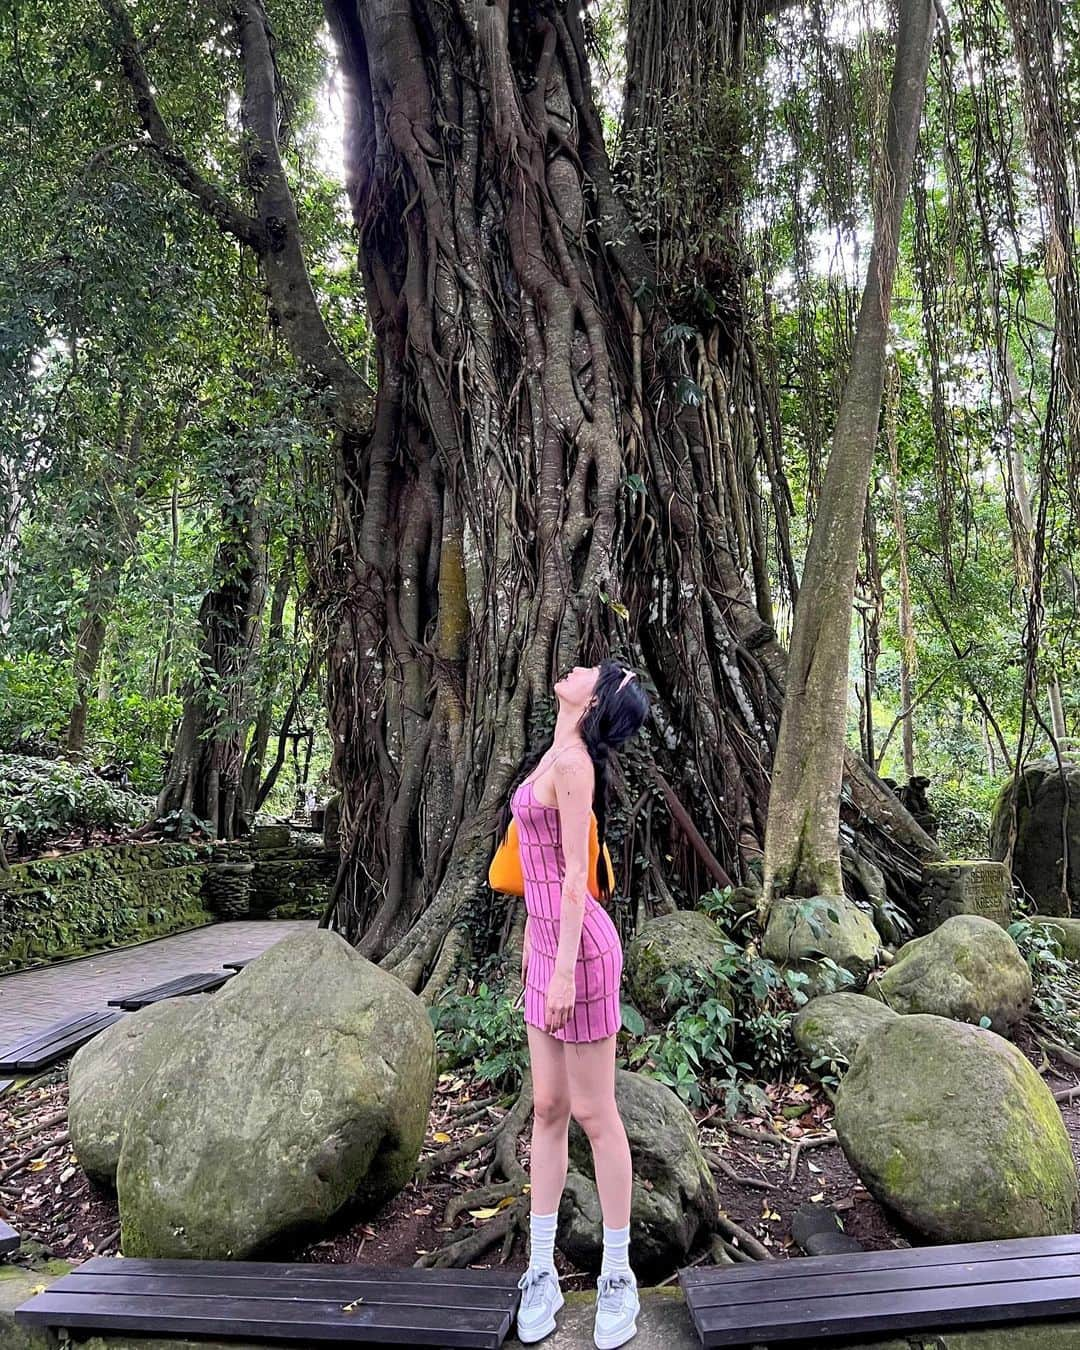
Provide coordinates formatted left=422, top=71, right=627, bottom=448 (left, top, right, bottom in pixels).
left=0, top=656, right=74, bottom=753
left=0, top=753, right=152, bottom=856
left=931, top=776, right=1000, bottom=858
left=623, top=888, right=816, bottom=1114
left=1008, top=917, right=1080, bottom=1055
left=429, top=982, right=528, bottom=1091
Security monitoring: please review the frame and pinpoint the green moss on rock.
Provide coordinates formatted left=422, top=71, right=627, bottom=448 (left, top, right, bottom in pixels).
left=0, top=842, right=213, bottom=973
left=836, top=1013, right=1078, bottom=1243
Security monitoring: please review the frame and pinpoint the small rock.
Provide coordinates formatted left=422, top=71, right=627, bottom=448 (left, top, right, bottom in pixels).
left=866, top=913, right=1031, bottom=1036
left=792, top=992, right=899, bottom=1072
left=763, top=895, right=880, bottom=993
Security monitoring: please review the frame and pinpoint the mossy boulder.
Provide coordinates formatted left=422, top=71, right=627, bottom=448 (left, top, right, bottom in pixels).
left=625, top=910, right=733, bottom=1023
left=836, top=1013, right=1078, bottom=1242
left=69, top=995, right=209, bottom=1186
left=116, top=929, right=437, bottom=1259
left=1030, top=915, right=1080, bottom=961
left=792, top=992, right=899, bottom=1072
left=557, top=1070, right=717, bottom=1279
left=763, top=894, right=880, bottom=993
left=866, top=913, right=1031, bottom=1036
left=991, top=755, right=1080, bottom=916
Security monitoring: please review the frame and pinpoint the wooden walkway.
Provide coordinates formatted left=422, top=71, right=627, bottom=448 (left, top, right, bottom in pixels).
left=0, top=921, right=316, bottom=1044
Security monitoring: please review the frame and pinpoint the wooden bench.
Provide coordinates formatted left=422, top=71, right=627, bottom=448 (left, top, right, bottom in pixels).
left=16, top=1256, right=522, bottom=1345
left=107, top=970, right=234, bottom=1009
left=0, top=1220, right=19, bottom=1257
left=0, top=1010, right=124, bottom=1073
left=679, top=1233, right=1080, bottom=1346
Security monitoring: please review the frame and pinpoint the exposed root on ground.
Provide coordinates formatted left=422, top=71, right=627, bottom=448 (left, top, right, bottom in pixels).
left=414, top=1075, right=534, bottom=1267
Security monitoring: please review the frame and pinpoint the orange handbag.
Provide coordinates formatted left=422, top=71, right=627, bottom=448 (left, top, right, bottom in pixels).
left=488, top=812, right=615, bottom=901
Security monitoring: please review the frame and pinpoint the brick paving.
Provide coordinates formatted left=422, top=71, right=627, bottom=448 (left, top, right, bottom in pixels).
left=0, top=920, right=316, bottom=1045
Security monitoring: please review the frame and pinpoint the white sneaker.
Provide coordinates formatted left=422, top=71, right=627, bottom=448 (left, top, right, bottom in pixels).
left=593, top=1270, right=639, bottom=1350
left=515, top=1266, right=564, bottom=1342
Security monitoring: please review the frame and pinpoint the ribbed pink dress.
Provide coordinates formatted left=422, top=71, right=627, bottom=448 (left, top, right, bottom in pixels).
left=511, top=779, right=623, bottom=1042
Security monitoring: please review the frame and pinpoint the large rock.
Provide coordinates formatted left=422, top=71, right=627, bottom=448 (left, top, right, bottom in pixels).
left=866, top=913, right=1031, bottom=1036
left=792, top=992, right=899, bottom=1072
left=1030, top=915, right=1080, bottom=961
left=763, top=894, right=880, bottom=993
left=116, top=929, right=437, bottom=1259
left=836, top=1014, right=1078, bottom=1243
left=991, top=754, right=1080, bottom=916
left=557, top=1070, right=716, bottom=1279
left=69, top=996, right=208, bottom=1186
left=625, top=910, right=733, bottom=1024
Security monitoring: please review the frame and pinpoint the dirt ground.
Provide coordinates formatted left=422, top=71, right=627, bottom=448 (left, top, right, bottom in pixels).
left=2, top=1023, right=1078, bottom=1291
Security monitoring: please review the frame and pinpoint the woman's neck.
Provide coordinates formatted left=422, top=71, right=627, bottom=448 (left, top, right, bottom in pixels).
left=551, top=700, right=587, bottom=751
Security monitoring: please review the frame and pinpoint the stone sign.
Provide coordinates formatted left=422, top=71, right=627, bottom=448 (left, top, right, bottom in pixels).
left=917, top=860, right=1013, bottom=934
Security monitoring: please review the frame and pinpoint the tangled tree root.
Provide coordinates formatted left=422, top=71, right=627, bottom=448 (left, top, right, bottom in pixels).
left=414, top=1075, right=534, bottom=1268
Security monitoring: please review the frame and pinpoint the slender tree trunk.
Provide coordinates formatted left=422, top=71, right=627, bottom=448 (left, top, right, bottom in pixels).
left=885, top=358, right=918, bottom=778
left=65, top=569, right=120, bottom=757
left=157, top=474, right=268, bottom=837
left=762, top=0, right=937, bottom=907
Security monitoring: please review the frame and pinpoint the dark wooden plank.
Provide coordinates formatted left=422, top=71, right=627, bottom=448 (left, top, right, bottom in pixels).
left=16, top=1290, right=513, bottom=1346
left=0, top=1079, right=14, bottom=1097
left=688, top=1275, right=1080, bottom=1346
left=0, top=1011, right=124, bottom=1072
left=0, top=1011, right=114, bottom=1058
left=108, top=971, right=233, bottom=1009
left=48, top=1271, right=518, bottom=1312
left=0, top=1220, right=20, bottom=1256
left=678, top=1231, right=1080, bottom=1288
left=222, top=957, right=255, bottom=970
left=73, top=1255, right=522, bottom=1289
left=689, top=1251, right=1080, bottom=1309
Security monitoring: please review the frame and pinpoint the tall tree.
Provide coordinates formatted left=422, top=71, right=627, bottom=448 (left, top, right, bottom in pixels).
left=762, top=0, right=937, bottom=906
left=97, top=0, right=941, bottom=986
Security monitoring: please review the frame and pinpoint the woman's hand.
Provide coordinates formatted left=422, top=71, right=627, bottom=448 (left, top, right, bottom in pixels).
left=546, top=968, right=576, bottom=1033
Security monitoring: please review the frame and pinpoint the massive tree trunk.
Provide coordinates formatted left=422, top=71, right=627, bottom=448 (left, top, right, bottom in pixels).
left=103, top=0, right=941, bottom=999
left=319, top=0, right=940, bottom=980
left=762, top=0, right=937, bottom=906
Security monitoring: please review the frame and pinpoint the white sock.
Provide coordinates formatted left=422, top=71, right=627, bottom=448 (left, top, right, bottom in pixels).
left=600, top=1221, right=632, bottom=1278
left=529, top=1210, right=559, bottom=1274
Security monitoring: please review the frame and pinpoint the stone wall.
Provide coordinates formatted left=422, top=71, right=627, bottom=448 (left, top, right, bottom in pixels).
left=0, top=843, right=213, bottom=974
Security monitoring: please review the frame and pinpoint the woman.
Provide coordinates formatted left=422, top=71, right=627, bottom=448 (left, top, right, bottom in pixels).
left=500, top=659, right=650, bottom=1349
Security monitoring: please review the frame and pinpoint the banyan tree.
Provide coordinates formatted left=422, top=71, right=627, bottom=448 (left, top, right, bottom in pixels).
left=100, top=0, right=945, bottom=996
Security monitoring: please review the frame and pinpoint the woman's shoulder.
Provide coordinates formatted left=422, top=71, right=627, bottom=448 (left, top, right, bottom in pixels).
left=551, top=745, right=594, bottom=786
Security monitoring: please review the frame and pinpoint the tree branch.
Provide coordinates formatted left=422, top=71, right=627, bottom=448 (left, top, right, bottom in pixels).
left=232, top=0, right=373, bottom=417
left=98, top=0, right=261, bottom=247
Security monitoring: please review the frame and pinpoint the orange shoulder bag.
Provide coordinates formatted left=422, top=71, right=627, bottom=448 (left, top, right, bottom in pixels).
left=488, top=811, right=615, bottom=901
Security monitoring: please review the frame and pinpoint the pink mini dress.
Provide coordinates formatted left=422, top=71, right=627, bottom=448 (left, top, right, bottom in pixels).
left=511, top=779, right=623, bottom=1042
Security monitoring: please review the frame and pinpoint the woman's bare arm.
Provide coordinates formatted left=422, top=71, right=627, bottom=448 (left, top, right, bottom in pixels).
left=552, top=752, right=593, bottom=978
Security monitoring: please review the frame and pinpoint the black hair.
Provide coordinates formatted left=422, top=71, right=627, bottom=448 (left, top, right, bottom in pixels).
left=496, top=659, right=651, bottom=902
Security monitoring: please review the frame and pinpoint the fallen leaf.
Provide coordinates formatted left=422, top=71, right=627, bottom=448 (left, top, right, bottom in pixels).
left=809, top=1192, right=825, bottom=1202
left=413, top=1205, right=434, bottom=1216
left=432, top=1132, right=452, bottom=1144
left=28, top=1160, right=47, bottom=1172
left=469, top=1207, right=501, bottom=1221
left=342, top=1297, right=365, bottom=1313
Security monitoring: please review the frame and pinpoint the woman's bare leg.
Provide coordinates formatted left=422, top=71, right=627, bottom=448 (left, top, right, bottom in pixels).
left=526, top=1023, right=572, bottom=1213
left=564, top=1034, right=631, bottom=1227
